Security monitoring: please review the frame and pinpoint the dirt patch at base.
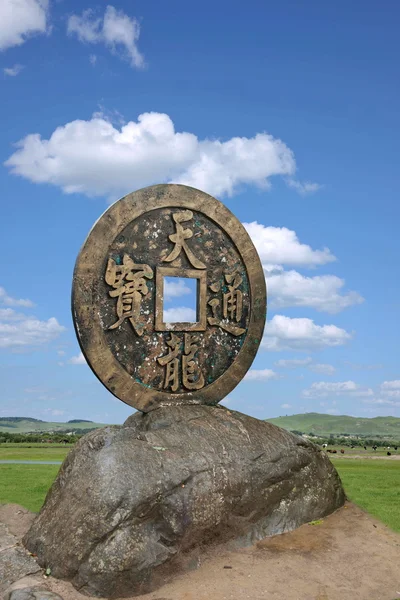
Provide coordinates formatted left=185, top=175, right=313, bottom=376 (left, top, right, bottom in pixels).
left=0, top=503, right=36, bottom=538
left=2, top=502, right=400, bottom=600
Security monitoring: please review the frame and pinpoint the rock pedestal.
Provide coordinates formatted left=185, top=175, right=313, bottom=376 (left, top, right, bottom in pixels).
left=24, top=406, right=345, bottom=598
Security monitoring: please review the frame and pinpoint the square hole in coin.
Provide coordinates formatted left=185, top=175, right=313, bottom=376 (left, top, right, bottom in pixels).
left=163, top=277, right=198, bottom=323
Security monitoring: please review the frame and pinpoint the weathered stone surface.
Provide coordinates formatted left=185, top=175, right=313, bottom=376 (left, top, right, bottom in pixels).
left=6, top=588, right=64, bottom=600
left=24, top=405, right=345, bottom=598
left=0, top=522, right=41, bottom=595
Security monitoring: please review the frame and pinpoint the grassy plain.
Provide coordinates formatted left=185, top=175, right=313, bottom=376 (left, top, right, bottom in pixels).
left=331, top=457, right=400, bottom=532
left=0, top=445, right=71, bottom=461
left=0, top=465, right=60, bottom=512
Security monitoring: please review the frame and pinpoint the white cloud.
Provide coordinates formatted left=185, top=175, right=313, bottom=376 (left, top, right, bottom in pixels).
left=68, top=352, right=86, bottom=365
left=163, top=307, right=197, bottom=323
left=164, top=278, right=192, bottom=300
left=0, top=0, right=49, bottom=51
left=89, top=53, right=97, bottom=65
left=267, top=269, right=364, bottom=314
left=381, top=380, right=400, bottom=390
left=0, top=289, right=63, bottom=349
left=0, top=286, right=34, bottom=307
left=0, top=308, right=65, bottom=349
left=308, top=363, right=336, bottom=376
left=287, top=179, right=322, bottom=195
left=380, top=390, right=400, bottom=399
left=380, top=381, right=400, bottom=399
left=244, top=369, right=279, bottom=381
left=4, top=64, right=24, bottom=76
left=274, top=357, right=313, bottom=368
left=302, top=381, right=373, bottom=398
left=0, top=308, right=27, bottom=321
left=5, top=111, right=316, bottom=200
left=274, top=357, right=335, bottom=375
left=363, top=398, right=400, bottom=407
left=67, top=6, right=144, bottom=69
left=281, top=403, right=292, bottom=409
left=262, top=315, right=352, bottom=352
left=325, top=408, right=340, bottom=415
left=244, top=225, right=363, bottom=314
left=244, top=223, right=335, bottom=268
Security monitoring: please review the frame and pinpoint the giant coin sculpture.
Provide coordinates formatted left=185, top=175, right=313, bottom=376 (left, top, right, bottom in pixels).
left=72, top=184, right=266, bottom=412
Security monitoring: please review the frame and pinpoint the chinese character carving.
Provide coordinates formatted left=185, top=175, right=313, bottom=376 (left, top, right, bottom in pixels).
left=105, top=254, right=153, bottom=335
left=163, top=211, right=206, bottom=269
left=208, top=272, right=246, bottom=337
left=182, top=334, right=205, bottom=390
left=223, top=273, right=243, bottom=322
left=158, top=333, right=204, bottom=391
left=157, top=333, right=181, bottom=392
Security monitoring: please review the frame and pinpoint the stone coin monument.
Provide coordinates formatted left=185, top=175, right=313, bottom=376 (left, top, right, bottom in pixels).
left=71, top=183, right=266, bottom=410
left=24, top=184, right=345, bottom=598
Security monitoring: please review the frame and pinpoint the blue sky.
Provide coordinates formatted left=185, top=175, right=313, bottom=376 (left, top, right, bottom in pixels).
left=1, top=0, right=399, bottom=423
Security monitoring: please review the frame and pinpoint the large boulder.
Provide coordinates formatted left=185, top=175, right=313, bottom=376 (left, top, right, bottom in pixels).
left=24, top=405, right=345, bottom=598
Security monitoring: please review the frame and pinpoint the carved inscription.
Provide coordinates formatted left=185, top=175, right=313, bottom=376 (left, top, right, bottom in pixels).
left=162, top=210, right=206, bottom=269
left=157, top=333, right=205, bottom=391
left=105, top=254, right=153, bottom=336
left=102, top=208, right=249, bottom=393
left=207, top=273, right=246, bottom=337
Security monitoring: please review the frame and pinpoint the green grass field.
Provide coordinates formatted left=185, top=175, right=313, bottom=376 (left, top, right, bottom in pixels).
left=0, top=445, right=71, bottom=461
left=0, top=465, right=60, bottom=512
left=331, top=458, right=400, bottom=532
left=1, top=448, right=399, bottom=533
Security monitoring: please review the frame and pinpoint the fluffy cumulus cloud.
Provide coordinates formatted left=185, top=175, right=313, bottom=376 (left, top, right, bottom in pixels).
left=262, top=315, right=352, bottom=352
left=0, top=311, right=65, bottom=349
left=244, top=369, right=279, bottom=381
left=68, top=352, right=86, bottom=365
left=302, top=381, right=374, bottom=398
left=0, top=286, right=64, bottom=349
left=243, top=224, right=363, bottom=314
left=4, top=64, right=24, bottom=76
left=0, top=287, right=34, bottom=307
left=266, top=269, right=364, bottom=314
left=67, top=6, right=144, bottom=69
left=244, top=223, right=335, bottom=268
left=5, top=111, right=318, bottom=200
left=0, top=0, right=49, bottom=51
left=164, top=278, right=192, bottom=300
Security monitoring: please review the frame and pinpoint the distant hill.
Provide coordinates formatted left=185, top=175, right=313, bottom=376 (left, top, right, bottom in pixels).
left=0, top=417, right=109, bottom=434
left=266, top=412, right=400, bottom=438
left=0, top=417, right=44, bottom=423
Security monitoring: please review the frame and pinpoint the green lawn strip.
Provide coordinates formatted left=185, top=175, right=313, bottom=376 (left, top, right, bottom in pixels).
left=0, top=447, right=71, bottom=461
left=332, top=458, right=400, bottom=532
left=0, top=443, right=71, bottom=448
left=0, top=465, right=60, bottom=512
